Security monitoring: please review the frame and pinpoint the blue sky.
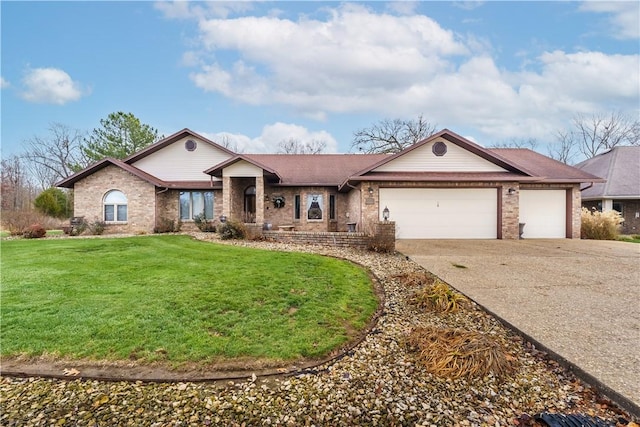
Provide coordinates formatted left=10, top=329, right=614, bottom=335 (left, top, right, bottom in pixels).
left=2, top=1, right=638, bottom=159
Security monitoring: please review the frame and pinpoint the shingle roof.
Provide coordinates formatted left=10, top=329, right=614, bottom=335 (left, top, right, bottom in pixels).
left=207, top=154, right=389, bottom=186
left=490, top=148, right=605, bottom=183
left=574, top=146, right=640, bottom=199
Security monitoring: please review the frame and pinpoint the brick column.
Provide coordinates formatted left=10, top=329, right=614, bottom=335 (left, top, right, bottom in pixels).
left=501, top=184, right=520, bottom=240
left=222, top=176, right=231, bottom=219
left=255, top=175, right=264, bottom=225
left=371, top=221, right=396, bottom=252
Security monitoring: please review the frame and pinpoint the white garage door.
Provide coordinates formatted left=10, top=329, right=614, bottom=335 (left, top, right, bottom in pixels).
left=519, top=190, right=566, bottom=238
left=379, top=188, right=498, bottom=239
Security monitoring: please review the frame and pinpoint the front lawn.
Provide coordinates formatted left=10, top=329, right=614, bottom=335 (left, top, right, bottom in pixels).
left=0, top=235, right=378, bottom=365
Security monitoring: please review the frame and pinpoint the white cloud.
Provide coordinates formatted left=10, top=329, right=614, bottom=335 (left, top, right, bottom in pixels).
left=21, top=67, right=86, bottom=105
left=200, top=122, right=339, bottom=154
left=0, top=77, right=9, bottom=89
left=154, top=1, right=255, bottom=20
left=167, top=3, right=639, bottom=144
left=188, top=4, right=467, bottom=116
left=579, top=1, right=640, bottom=40
left=385, top=1, right=420, bottom=16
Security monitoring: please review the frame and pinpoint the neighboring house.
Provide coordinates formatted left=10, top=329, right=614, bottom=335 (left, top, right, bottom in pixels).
left=56, top=128, right=604, bottom=240
left=575, top=146, right=640, bottom=235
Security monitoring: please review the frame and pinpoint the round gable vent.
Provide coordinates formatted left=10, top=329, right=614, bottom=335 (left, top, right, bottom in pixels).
left=185, top=139, right=197, bottom=151
left=432, top=141, right=447, bottom=156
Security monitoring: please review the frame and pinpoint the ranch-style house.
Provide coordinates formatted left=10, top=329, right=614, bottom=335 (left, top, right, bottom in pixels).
left=57, top=128, right=604, bottom=240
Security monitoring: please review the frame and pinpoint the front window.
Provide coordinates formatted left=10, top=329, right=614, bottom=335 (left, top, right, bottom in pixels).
left=294, top=195, right=301, bottom=220
left=329, top=194, right=336, bottom=220
left=307, top=194, right=323, bottom=220
left=104, top=190, right=127, bottom=222
left=180, top=191, right=214, bottom=220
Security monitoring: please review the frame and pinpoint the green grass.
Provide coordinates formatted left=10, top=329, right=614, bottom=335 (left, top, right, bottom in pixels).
left=618, top=235, right=640, bottom=243
left=0, top=235, right=378, bottom=364
left=45, top=229, right=64, bottom=236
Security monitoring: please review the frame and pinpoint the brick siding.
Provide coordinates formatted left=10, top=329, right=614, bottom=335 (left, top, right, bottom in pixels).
left=73, top=165, right=156, bottom=234
left=263, top=230, right=371, bottom=249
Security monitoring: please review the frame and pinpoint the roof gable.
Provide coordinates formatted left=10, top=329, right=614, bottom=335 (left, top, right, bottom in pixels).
left=373, top=136, right=507, bottom=173
left=130, top=132, right=234, bottom=182
left=352, top=129, right=536, bottom=178
left=56, top=158, right=166, bottom=188
left=124, top=128, right=235, bottom=163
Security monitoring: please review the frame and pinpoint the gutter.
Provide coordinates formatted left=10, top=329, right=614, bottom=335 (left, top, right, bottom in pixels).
left=580, top=182, right=594, bottom=192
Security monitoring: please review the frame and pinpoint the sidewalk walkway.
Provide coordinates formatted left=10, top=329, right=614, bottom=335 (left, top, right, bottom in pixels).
left=397, top=239, right=640, bottom=417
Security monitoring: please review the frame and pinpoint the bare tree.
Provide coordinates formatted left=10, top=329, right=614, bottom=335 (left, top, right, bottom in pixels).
left=572, top=111, right=639, bottom=158
left=277, top=138, right=327, bottom=154
left=22, top=123, right=89, bottom=184
left=351, top=114, right=438, bottom=154
left=547, top=130, right=576, bottom=164
left=218, top=135, right=242, bottom=153
left=1, top=155, right=36, bottom=211
left=488, top=137, right=538, bottom=150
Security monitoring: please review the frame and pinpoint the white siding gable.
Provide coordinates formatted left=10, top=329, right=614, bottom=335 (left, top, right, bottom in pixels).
left=373, top=138, right=506, bottom=172
left=223, top=160, right=263, bottom=177
left=132, top=137, right=232, bottom=181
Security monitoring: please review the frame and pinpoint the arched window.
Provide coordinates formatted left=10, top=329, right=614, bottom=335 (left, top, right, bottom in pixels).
left=104, top=190, right=127, bottom=222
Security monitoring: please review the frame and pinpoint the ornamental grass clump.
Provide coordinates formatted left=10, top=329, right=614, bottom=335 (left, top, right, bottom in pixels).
left=405, top=326, right=518, bottom=380
left=411, top=281, right=467, bottom=313
left=581, top=207, right=623, bottom=240
left=393, top=271, right=438, bottom=288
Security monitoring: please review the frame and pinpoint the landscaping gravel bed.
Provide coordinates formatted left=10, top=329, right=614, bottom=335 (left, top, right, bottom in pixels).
left=0, top=234, right=633, bottom=426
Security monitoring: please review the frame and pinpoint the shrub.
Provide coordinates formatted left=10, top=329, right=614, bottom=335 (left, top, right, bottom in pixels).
left=34, top=188, right=71, bottom=219
left=2, top=211, right=49, bottom=236
left=88, top=219, right=106, bottom=235
left=411, top=281, right=467, bottom=313
left=581, top=207, right=623, bottom=240
left=218, top=220, right=246, bottom=240
left=154, top=218, right=181, bottom=234
left=404, top=326, right=517, bottom=380
left=23, top=224, right=47, bottom=239
left=70, top=219, right=88, bottom=236
left=193, top=213, right=216, bottom=232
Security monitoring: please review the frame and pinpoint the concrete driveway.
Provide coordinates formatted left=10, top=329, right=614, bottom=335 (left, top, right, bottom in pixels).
left=396, top=239, right=640, bottom=415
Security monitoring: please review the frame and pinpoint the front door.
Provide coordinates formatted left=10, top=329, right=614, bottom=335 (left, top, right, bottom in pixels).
left=244, top=186, right=256, bottom=223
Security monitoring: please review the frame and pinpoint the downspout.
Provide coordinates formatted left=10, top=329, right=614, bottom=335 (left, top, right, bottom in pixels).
left=580, top=182, right=594, bottom=192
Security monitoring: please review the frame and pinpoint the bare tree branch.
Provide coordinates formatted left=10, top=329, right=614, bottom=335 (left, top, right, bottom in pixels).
left=488, top=137, right=538, bottom=150
left=573, top=111, right=639, bottom=158
left=1, top=155, right=37, bottom=210
left=547, top=130, right=577, bottom=164
left=22, top=123, right=88, bottom=184
left=351, top=114, right=438, bottom=154
left=277, top=138, right=327, bottom=154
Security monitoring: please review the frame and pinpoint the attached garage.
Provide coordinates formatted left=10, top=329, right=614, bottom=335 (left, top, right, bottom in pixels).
left=379, top=188, right=498, bottom=239
left=519, top=190, right=567, bottom=238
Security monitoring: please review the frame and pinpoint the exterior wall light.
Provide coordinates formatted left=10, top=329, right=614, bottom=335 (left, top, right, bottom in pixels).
left=382, top=206, right=390, bottom=221
left=507, top=188, right=516, bottom=195
left=368, top=186, right=374, bottom=195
